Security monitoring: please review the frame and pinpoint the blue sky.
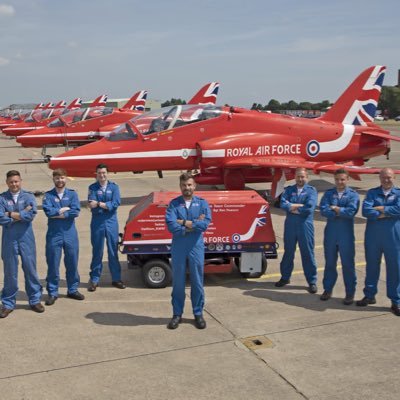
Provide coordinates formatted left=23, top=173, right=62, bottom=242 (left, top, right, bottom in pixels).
left=0, top=0, right=398, bottom=108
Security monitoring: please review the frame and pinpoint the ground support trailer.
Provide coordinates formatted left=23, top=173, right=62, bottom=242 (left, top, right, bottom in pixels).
left=120, top=190, right=278, bottom=288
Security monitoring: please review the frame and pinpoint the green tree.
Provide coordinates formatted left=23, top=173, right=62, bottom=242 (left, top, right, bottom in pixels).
left=265, top=99, right=281, bottom=112
left=161, top=98, right=187, bottom=107
left=378, top=86, right=400, bottom=118
left=298, top=102, right=312, bottom=110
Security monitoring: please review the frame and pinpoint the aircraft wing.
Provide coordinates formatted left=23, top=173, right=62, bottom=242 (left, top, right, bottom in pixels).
left=223, top=157, right=400, bottom=176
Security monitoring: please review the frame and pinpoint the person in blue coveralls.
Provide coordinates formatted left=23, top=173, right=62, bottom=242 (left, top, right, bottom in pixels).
left=165, top=173, right=211, bottom=329
left=87, top=164, right=125, bottom=292
left=319, top=169, right=359, bottom=305
left=275, top=167, right=318, bottom=293
left=357, top=168, right=400, bottom=316
left=0, top=170, right=44, bottom=318
left=42, top=168, right=85, bottom=306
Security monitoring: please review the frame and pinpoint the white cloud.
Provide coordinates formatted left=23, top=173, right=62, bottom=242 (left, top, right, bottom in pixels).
left=0, top=56, right=10, bottom=66
left=0, top=4, right=15, bottom=17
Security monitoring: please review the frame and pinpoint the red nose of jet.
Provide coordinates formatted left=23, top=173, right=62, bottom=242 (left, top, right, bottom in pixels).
left=2, top=125, right=26, bottom=137
left=49, top=140, right=106, bottom=177
left=17, top=128, right=63, bottom=147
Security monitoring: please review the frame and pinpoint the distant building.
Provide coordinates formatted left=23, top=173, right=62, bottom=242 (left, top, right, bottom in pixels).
left=82, top=98, right=161, bottom=111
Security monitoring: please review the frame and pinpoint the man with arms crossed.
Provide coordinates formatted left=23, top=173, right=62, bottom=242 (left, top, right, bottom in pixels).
left=357, top=168, right=400, bottom=316
left=275, top=167, right=318, bottom=293
left=87, top=164, right=125, bottom=291
left=0, top=170, right=44, bottom=318
left=165, top=173, right=211, bottom=329
left=42, top=168, right=84, bottom=305
left=319, top=169, right=359, bottom=304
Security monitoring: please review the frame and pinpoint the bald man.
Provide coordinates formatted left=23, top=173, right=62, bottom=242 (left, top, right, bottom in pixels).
left=275, top=168, right=318, bottom=293
left=357, top=168, right=400, bottom=316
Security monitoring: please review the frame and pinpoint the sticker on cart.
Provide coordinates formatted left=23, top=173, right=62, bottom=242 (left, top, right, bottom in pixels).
left=208, top=244, right=215, bottom=251
left=216, top=244, right=223, bottom=251
left=232, top=216, right=266, bottom=242
left=232, top=233, right=241, bottom=243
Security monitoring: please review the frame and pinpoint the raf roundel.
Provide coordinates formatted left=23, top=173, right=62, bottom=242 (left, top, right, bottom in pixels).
left=306, top=140, right=320, bottom=157
left=232, top=233, right=241, bottom=243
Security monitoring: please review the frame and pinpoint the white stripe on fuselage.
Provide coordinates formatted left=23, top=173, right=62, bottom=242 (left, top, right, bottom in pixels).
left=319, top=124, right=355, bottom=153
left=54, top=149, right=197, bottom=161
left=5, top=126, right=40, bottom=131
left=52, top=125, right=355, bottom=161
left=20, top=131, right=110, bottom=139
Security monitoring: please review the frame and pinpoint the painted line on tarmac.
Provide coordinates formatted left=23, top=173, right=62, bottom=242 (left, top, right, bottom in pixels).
left=276, top=240, right=364, bottom=254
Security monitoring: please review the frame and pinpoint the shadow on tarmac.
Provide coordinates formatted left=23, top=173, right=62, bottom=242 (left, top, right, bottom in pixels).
left=239, top=281, right=389, bottom=313
left=85, top=312, right=171, bottom=326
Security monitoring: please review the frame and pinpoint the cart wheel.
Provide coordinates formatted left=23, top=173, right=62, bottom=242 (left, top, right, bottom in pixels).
left=142, top=259, right=172, bottom=288
left=240, top=256, right=268, bottom=279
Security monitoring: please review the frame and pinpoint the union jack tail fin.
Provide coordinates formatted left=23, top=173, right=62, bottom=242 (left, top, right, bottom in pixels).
left=188, top=82, right=219, bottom=105
left=319, top=65, right=385, bottom=126
left=34, top=103, right=46, bottom=110
left=66, top=98, right=83, bottom=109
left=122, top=90, right=148, bottom=111
left=90, top=94, right=108, bottom=107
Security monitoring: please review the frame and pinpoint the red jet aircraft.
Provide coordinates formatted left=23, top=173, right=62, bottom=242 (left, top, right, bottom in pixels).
left=17, top=82, right=219, bottom=151
left=0, top=102, right=48, bottom=130
left=3, top=99, right=83, bottom=136
left=49, top=68, right=396, bottom=194
left=15, top=91, right=146, bottom=150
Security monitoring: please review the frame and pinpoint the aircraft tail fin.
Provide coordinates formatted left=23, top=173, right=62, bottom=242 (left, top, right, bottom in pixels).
left=67, top=98, right=83, bottom=109
left=54, top=100, right=67, bottom=108
left=188, top=82, right=219, bottom=105
left=320, top=66, right=385, bottom=126
left=34, top=103, right=46, bottom=110
left=122, top=90, right=148, bottom=111
left=90, top=94, right=108, bottom=107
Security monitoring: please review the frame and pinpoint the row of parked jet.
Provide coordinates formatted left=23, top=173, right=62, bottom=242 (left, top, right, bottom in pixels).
left=1, top=66, right=399, bottom=195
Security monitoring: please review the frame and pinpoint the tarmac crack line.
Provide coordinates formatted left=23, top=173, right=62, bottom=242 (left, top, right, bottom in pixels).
left=0, top=338, right=234, bottom=381
left=261, top=312, right=390, bottom=337
left=249, top=353, right=309, bottom=400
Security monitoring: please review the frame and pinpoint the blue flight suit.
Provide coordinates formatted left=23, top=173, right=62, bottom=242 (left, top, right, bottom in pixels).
left=88, top=181, right=122, bottom=284
left=165, top=195, right=211, bottom=316
left=320, top=187, right=359, bottom=296
left=42, top=188, right=81, bottom=296
left=0, top=190, right=42, bottom=309
left=362, top=186, right=400, bottom=305
left=280, top=184, right=318, bottom=284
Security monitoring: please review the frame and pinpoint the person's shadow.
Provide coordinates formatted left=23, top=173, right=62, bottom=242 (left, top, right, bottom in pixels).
left=86, top=312, right=171, bottom=326
left=241, top=281, right=389, bottom=312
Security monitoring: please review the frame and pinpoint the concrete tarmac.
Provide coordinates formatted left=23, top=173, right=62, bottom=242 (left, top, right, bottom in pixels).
left=1, top=124, right=400, bottom=399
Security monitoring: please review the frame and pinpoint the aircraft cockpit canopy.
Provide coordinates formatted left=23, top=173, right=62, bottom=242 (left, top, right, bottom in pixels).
left=32, top=109, right=53, bottom=122
left=106, top=104, right=222, bottom=142
left=56, top=106, right=113, bottom=126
